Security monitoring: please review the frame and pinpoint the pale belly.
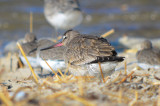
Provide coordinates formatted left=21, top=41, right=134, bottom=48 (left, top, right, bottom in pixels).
left=39, top=58, right=66, bottom=72
left=45, top=11, right=83, bottom=30
left=69, top=62, right=118, bottom=77
left=20, top=56, right=40, bottom=68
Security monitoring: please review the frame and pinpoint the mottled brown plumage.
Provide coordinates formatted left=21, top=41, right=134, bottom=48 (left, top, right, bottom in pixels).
left=63, top=30, right=123, bottom=66
left=54, top=30, right=124, bottom=77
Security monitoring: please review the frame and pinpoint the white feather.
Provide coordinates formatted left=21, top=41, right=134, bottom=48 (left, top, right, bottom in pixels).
left=38, top=57, right=66, bottom=72
left=45, top=11, right=83, bottom=30
left=19, top=56, right=40, bottom=68
left=69, top=62, right=118, bottom=77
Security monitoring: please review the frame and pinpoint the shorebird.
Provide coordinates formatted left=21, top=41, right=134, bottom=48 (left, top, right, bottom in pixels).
left=19, top=33, right=40, bottom=68
left=47, top=30, right=124, bottom=78
left=22, top=33, right=37, bottom=43
left=136, top=40, right=160, bottom=69
left=44, top=0, right=83, bottom=36
left=35, top=39, right=66, bottom=73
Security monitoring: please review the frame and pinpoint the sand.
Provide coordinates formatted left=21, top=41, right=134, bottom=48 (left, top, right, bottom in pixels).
left=0, top=52, right=159, bottom=106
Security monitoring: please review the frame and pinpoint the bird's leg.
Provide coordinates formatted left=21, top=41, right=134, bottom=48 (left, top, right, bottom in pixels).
left=40, top=67, right=43, bottom=76
left=49, top=72, right=52, bottom=77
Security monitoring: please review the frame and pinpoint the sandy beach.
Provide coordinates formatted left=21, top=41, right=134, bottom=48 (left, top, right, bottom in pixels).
left=0, top=51, right=159, bottom=106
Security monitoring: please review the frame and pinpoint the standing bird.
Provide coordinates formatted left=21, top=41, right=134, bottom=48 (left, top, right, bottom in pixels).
left=44, top=0, right=83, bottom=36
left=46, top=30, right=124, bottom=78
left=19, top=33, right=40, bottom=68
left=136, top=40, right=160, bottom=69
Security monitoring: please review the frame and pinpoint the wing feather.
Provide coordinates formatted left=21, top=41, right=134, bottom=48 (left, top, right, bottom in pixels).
left=65, top=35, right=117, bottom=65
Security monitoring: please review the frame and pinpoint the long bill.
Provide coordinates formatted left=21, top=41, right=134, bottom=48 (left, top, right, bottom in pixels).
left=40, top=42, right=64, bottom=51
left=54, top=42, right=63, bottom=47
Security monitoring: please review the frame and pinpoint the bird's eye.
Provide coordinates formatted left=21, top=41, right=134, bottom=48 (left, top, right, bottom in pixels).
left=63, top=36, right=67, bottom=40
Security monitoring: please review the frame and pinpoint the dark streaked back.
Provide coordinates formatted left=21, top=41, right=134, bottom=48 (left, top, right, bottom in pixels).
left=64, top=34, right=119, bottom=65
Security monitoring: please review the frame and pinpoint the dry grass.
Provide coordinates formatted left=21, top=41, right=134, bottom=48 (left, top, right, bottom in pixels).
left=0, top=56, right=159, bottom=106
left=101, top=29, right=115, bottom=38
left=17, top=42, right=38, bottom=83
